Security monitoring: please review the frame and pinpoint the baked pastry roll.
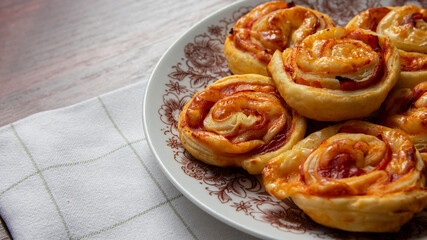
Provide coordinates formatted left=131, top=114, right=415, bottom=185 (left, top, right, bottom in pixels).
left=178, top=74, right=306, bottom=174
left=347, top=6, right=427, bottom=89
left=263, top=120, right=427, bottom=232
left=346, top=7, right=394, bottom=32
left=224, top=1, right=335, bottom=76
left=380, top=81, right=427, bottom=162
left=268, top=27, right=400, bottom=121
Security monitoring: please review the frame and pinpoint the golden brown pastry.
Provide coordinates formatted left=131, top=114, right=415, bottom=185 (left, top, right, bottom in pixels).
left=347, top=5, right=427, bottom=89
left=178, top=74, right=306, bottom=174
left=224, top=1, right=335, bottom=76
left=380, top=81, right=427, bottom=162
left=268, top=27, right=400, bottom=121
left=263, top=120, right=427, bottom=232
left=346, top=7, right=394, bottom=32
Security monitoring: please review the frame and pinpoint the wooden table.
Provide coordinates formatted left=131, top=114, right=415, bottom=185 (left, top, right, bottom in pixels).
left=0, top=0, right=236, bottom=238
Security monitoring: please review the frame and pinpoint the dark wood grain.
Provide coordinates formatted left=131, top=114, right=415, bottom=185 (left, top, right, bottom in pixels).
left=0, top=0, right=236, bottom=238
left=0, top=0, right=236, bottom=127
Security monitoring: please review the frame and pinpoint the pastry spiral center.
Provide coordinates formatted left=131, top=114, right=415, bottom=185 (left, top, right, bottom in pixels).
left=231, top=3, right=334, bottom=64
left=297, top=39, right=379, bottom=76
left=305, top=134, right=387, bottom=182
left=251, top=7, right=322, bottom=50
left=379, top=6, right=427, bottom=53
left=182, top=81, right=295, bottom=155
left=285, top=28, right=387, bottom=90
left=203, top=92, right=286, bottom=144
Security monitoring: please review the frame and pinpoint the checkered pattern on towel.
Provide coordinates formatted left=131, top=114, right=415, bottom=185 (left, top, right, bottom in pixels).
left=0, top=82, right=258, bottom=240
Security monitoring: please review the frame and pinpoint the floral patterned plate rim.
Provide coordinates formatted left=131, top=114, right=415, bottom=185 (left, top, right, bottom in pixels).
left=143, top=0, right=427, bottom=239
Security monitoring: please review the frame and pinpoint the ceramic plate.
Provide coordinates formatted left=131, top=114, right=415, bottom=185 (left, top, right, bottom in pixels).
left=143, top=0, right=427, bottom=239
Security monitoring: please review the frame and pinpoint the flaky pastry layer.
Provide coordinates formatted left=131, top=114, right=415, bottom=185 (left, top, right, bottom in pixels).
left=263, top=120, right=427, bottom=232
left=347, top=5, right=427, bottom=89
left=178, top=74, right=306, bottom=174
left=380, top=81, right=427, bottom=163
left=224, top=1, right=335, bottom=76
left=268, top=27, right=400, bottom=121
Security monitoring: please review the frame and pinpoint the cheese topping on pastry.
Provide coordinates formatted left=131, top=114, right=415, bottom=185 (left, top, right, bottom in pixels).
left=377, top=5, right=427, bottom=53
left=224, top=1, right=335, bottom=76
left=283, top=28, right=390, bottom=90
left=263, top=120, right=427, bottom=232
left=346, top=7, right=393, bottom=31
left=178, top=74, right=306, bottom=174
left=267, top=27, right=400, bottom=121
left=348, top=5, right=427, bottom=89
left=380, top=81, right=427, bottom=162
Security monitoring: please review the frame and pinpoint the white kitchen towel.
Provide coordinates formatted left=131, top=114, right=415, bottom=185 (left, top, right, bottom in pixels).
left=0, top=81, right=258, bottom=240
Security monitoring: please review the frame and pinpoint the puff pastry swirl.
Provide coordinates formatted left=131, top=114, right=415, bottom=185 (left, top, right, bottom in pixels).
left=380, top=81, right=427, bottom=162
left=268, top=27, right=400, bottom=121
left=178, top=74, right=306, bottom=174
left=347, top=6, right=427, bottom=89
left=263, top=120, right=427, bottom=232
left=224, top=1, right=335, bottom=76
